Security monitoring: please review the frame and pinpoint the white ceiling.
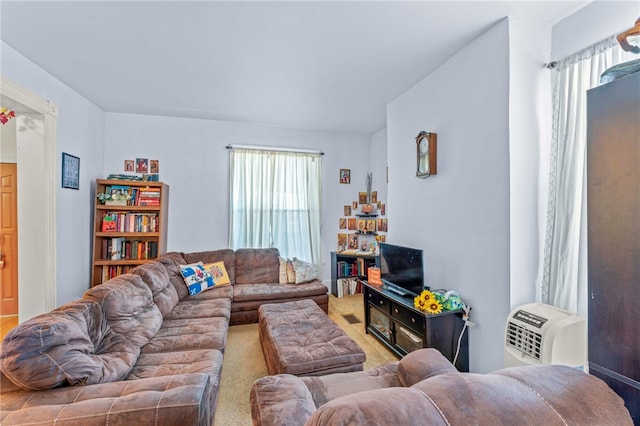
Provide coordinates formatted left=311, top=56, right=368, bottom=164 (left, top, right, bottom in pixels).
left=1, top=1, right=590, bottom=134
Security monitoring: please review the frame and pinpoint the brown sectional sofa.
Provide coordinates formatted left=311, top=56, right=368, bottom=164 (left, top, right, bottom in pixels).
left=0, top=248, right=328, bottom=426
left=251, top=348, right=634, bottom=426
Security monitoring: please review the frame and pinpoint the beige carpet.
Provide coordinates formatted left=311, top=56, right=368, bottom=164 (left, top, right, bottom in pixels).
left=215, top=293, right=398, bottom=425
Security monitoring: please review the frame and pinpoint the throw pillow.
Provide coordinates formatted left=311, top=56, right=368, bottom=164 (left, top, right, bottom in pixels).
left=286, top=259, right=296, bottom=284
left=179, top=262, right=214, bottom=296
left=278, top=256, right=289, bottom=284
left=203, top=261, right=231, bottom=286
left=292, top=258, right=321, bottom=284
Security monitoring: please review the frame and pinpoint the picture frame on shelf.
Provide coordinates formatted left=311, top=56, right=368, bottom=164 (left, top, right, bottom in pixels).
left=348, top=233, right=358, bottom=249
left=124, top=159, right=135, bottom=172
left=150, top=159, right=160, bottom=174
left=136, top=158, right=149, bottom=173
left=62, top=152, right=80, bottom=190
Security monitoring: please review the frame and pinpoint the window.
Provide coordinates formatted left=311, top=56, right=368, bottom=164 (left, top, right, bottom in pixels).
left=229, top=148, right=322, bottom=264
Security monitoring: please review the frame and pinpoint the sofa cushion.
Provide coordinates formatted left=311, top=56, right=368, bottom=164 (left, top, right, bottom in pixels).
left=141, top=317, right=229, bottom=354
left=235, top=248, right=280, bottom=284
left=159, top=252, right=191, bottom=300
left=305, top=387, right=446, bottom=426
left=129, top=349, right=224, bottom=379
left=292, top=258, right=321, bottom=284
left=301, top=361, right=401, bottom=407
left=164, top=297, right=231, bottom=321
left=203, top=261, right=231, bottom=286
left=397, top=347, right=458, bottom=387
left=184, top=249, right=236, bottom=285
left=278, top=256, right=288, bottom=283
left=0, top=299, right=118, bottom=390
left=250, top=374, right=317, bottom=426
left=232, top=281, right=327, bottom=302
left=131, top=260, right=179, bottom=317
left=180, top=262, right=216, bottom=295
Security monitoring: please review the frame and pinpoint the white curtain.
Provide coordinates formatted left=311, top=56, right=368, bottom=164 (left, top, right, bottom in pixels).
left=229, top=148, right=322, bottom=264
left=541, top=36, right=635, bottom=317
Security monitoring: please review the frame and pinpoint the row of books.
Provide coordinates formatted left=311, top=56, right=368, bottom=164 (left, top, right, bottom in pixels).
left=101, top=212, right=158, bottom=233
left=101, top=265, right=136, bottom=282
left=336, top=278, right=361, bottom=297
left=337, top=258, right=368, bottom=278
left=100, top=237, right=159, bottom=260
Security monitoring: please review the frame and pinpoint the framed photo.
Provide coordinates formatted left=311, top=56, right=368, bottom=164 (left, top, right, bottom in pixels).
left=348, top=233, right=359, bottom=249
left=352, top=201, right=358, bottom=209
left=344, top=205, right=352, bottom=216
left=124, top=159, right=135, bottom=172
left=339, top=218, right=347, bottom=229
left=337, top=233, right=347, bottom=251
left=150, top=159, right=159, bottom=174
left=347, top=218, right=356, bottom=230
left=357, top=219, right=366, bottom=232
left=339, top=169, right=351, bottom=184
left=136, top=158, right=149, bottom=173
left=61, top=152, right=80, bottom=190
left=381, top=203, right=386, bottom=215
left=371, top=191, right=378, bottom=204
left=367, top=219, right=376, bottom=233
left=359, top=192, right=368, bottom=204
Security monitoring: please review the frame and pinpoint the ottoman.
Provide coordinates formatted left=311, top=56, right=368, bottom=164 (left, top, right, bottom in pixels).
left=258, top=299, right=366, bottom=376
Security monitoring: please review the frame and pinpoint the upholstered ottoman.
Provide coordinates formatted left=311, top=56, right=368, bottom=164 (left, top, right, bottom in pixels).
left=258, top=299, right=366, bottom=376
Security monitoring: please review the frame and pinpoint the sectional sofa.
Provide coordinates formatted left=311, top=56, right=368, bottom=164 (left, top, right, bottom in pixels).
left=0, top=248, right=328, bottom=426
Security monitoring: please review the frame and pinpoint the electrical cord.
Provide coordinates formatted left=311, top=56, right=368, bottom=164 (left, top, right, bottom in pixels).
left=453, top=304, right=475, bottom=367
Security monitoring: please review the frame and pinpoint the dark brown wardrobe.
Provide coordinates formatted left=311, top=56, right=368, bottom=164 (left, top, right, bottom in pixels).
left=587, top=70, right=639, bottom=423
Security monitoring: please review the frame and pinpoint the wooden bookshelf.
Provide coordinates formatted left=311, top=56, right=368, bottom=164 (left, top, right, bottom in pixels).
left=91, top=179, right=169, bottom=287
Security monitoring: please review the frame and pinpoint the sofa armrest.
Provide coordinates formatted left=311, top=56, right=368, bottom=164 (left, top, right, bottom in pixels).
left=0, top=373, right=215, bottom=426
left=250, top=374, right=317, bottom=426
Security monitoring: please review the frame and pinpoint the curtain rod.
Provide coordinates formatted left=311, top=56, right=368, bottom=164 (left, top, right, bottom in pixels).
left=225, top=144, right=324, bottom=155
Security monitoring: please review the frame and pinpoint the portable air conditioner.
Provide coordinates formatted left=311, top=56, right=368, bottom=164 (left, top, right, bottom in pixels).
left=504, top=302, right=586, bottom=369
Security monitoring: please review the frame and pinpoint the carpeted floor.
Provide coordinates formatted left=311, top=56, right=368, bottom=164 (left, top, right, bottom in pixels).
left=215, top=293, right=398, bottom=425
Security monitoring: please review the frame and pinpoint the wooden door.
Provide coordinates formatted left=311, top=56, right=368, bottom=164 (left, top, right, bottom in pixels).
left=0, top=163, right=18, bottom=316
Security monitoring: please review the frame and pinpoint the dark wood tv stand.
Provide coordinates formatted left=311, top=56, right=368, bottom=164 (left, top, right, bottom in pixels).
left=362, top=281, right=469, bottom=372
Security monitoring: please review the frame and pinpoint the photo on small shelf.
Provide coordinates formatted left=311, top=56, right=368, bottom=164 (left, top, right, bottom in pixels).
left=379, top=219, right=388, bottom=232
left=357, top=219, right=366, bottom=232
left=124, top=159, right=134, bottom=172
left=367, top=219, right=376, bottom=233
left=377, top=201, right=382, bottom=209
left=347, top=217, right=356, bottom=230
left=371, top=191, right=378, bottom=204
left=358, top=192, right=368, bottom=204
left=339, top=168, right=351, bottom=184
left=352, top=200, right=358, bottom=209
left=339, top=218, right=347, bottom=229
left=150, top=159, right=159, bottom=174
left=348, top=233, right=359, bottom=249
left=379, top=234, right=386, bottom=243
left=61, top=152, right=80, bottom=190
left=136, top=158, right=149, bottom=173
left=344, top=205, right=352, bottom=216
left=337, top=233, right=347, bottom=250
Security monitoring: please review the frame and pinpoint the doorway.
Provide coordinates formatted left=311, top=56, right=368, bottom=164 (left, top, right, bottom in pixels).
left=0, top=75, right=57, bottom=325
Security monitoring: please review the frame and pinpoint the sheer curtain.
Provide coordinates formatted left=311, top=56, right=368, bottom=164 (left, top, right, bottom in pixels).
left=229, top=148, right=322, bottom=264
left=541, top=36, right=635, bottom=317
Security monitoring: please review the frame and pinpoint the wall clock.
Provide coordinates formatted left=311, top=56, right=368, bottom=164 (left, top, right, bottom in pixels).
left=415, top=131, right=437, bottom=178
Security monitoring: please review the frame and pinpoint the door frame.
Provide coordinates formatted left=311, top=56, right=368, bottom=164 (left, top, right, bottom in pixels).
left=1, top=75, right=57, bottom=316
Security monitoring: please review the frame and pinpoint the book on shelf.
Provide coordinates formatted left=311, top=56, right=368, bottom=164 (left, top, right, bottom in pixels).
left=336, top=277, right=361, bottom=297
left=110, top=237, right=125, bottom=260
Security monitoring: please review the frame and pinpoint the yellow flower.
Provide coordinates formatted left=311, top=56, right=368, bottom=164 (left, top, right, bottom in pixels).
left=424, top=300, right=443, bottom=314
left=414, top=290, right=437, bottom=312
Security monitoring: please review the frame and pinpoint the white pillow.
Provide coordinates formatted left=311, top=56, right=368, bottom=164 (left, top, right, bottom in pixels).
left=292, top=258, right=321, bottom=284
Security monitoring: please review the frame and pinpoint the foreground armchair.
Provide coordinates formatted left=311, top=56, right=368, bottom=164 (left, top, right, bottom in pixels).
left=251, top=348, right=633, bottom=426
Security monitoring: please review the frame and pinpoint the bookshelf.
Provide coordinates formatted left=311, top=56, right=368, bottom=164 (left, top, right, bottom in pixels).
left=330, top=251, right=379, bottom=297
left=91, top=179, right=169, bottom=287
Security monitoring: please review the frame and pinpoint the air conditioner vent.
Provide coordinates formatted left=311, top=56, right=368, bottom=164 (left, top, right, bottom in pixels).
left=506, top=321, right=542, bottom=360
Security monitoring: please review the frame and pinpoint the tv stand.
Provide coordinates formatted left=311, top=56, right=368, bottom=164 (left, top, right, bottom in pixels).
left=362, top=280, right=469, bottom=372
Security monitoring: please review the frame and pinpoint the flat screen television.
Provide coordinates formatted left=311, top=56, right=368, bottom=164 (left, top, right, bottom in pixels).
left=378, top=243, right=426, bottom=297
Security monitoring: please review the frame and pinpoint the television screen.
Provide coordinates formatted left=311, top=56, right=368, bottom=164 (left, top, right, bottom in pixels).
left=379, top=243, right=425, bottom=297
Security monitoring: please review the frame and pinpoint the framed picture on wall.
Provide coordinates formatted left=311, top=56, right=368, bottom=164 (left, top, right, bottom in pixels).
left=124, top=160, right=134, bottom=172
left=136, top=158, right=149, bottom=173
left=340, top=169, right=351, bottom=184
left=62, top=152, right=80, bottom=190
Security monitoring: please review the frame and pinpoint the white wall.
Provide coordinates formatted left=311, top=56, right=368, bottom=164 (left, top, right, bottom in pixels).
left=370, top=127, right=388, bottom=211
left=387, top=19, right=511, bottom=373
left=2, top=41, right=105, bottom=307
left=103, top=112, right=370, bottom=284
left=552, top=1, right=640, bottom=60
left=508, top=18, right=552, bottom=309
left=0, top=118, right=17, bottom=162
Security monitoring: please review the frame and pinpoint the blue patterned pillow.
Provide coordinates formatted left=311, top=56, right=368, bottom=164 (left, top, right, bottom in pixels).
left=179, top=262, right=215, bottom=296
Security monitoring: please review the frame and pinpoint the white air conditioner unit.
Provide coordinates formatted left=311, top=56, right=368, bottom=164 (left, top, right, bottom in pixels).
left=504, top=302, right=586, bottom=369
